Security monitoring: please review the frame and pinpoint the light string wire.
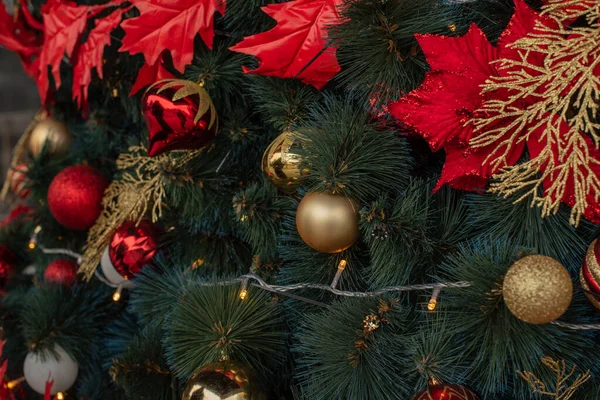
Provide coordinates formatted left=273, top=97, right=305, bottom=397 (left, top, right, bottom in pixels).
left=29, top=229, right=600, bottom=331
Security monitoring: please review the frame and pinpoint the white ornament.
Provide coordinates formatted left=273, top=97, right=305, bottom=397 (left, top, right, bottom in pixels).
left=100, top=247, right=127, bottom=285
left=23, top=344, right=78, bottom=395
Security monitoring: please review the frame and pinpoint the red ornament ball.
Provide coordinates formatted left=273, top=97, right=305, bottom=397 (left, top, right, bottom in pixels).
left=44, top=258, right=78, bottom=286
left=47, top=165, right=109, bottom=230
left=0, top=245, right=16, bottom=289
left=412, top=384, right=479, bottom=400
left=109, top=221, right=159, bottom=280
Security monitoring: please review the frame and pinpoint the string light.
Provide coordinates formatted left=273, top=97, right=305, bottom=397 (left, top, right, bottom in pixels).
left=330, top=259, right=347, bottom=290
left=113, top=284, right=124, bottom=302
left=239, top=279, right=249, bottom=300
left=28, top=225, right=42, bottom=249
left=5, top=377, right=24, bottom=390
left=30, top=233, right=600, bottom=331
left=428, top=288, right=441, bottom=311
left=56, top=392, right=65, bottom=400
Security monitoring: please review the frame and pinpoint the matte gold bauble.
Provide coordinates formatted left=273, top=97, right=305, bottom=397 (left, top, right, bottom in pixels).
left=262, top=131, right=306, bottom=194
left=181, top=361, right=266, bottom=400
left=296, top=192, right=359, bottom=253
left=503, top=255, right=572, bottom=324
left=28, top=118, right=72, bottom=158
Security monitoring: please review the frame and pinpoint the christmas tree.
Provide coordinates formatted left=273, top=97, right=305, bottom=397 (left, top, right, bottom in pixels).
left=1, top=0, right=600, bottom=398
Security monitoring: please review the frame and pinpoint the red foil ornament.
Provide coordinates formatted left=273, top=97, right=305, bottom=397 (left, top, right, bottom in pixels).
left=142, top=79, right=218, bottom=157
left=412, top=384, right=479, bottom=400
left=0, top=245, right=16, bottom=289
left=47, top=165, right=109, bottom=231
left=44, top=259, right=78, bottom=286
left=109, top=221, right=159, bottom=280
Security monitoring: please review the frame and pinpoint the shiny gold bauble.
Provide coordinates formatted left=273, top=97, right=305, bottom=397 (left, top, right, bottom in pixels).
left=296, top=192, right=360, bottom=253
left=503, top=255, right=572, bottom=324
left=262, top=131, right=306, bottom=194
left=181, top=361, right=265, bottom=400
left=28, top=118, right=72, bottom=158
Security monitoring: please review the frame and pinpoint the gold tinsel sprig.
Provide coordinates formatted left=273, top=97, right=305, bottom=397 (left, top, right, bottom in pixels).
left=518, top=357, right=590, bottom=399
left=79, top=145, right=202, bottom=280
left=471, top=0, right=600, bottom=226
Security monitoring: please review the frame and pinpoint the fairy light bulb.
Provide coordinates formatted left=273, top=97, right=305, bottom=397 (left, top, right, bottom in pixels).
left=6, top=377, right=24, bottom=390
left=239, top=279, right=249, bottom=300
left=56, top=392, right=65, bottom=400
left=428, top=288, right=441, bottom=311
left=113, top=283, right=124, bottom=302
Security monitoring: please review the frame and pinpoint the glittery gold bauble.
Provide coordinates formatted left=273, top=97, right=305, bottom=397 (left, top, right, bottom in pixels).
left=580, top=239, right=600, bottom=310
left=262, top=131, right=306, bottom=194
left=28, top=118, right=72, bottom=158
left=503, top=255, right=572, bottom=324
left=296, top=192, right=359, bottom=253
left=181, top=361, right=266, bottom=400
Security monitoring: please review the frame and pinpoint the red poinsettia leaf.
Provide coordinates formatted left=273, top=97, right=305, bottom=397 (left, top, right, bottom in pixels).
left=43, top=378, right=53, bottom=400
left=527, top=116, right=600, bottom=224
left=436, top=137, right=526, bottom=192
left=229, top=0, right=343, bottom=89
left=129, top=56, right=175, bottom=96
left=72, top=8, right=125, bottom=109
left=120, top=0, right=226, bottom=73
left=390, top=24, right=499, bottom=151
left=390, top=71, right=482, bottom=151
left=37, top=0, right=90, bottom=103
left=0, top=2, right=40, bottom=56
left=417, top=24, right=497, bottom=78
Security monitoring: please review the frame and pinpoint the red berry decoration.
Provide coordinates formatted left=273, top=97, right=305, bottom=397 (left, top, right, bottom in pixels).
left=412, top=384, right=479, bottom=400
left=109, top=221, right=159, bottom=280
left=47, top=165, right=109, bottom=231
left=142, top=79, right=218, bottom=157
left=0, top=245, right=16, bottom=289
left=44, top=259, right=78, bottom=286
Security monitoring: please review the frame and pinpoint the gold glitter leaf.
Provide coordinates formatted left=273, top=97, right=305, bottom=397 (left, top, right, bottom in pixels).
left=470, top=1, right=600, bottom=226
left=518, top=357, right=590, bottom=399
left=79, top=145, right=202, bottom=280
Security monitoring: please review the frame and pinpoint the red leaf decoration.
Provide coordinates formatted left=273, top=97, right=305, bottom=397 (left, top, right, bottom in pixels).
left=72, top=9, right=125, bottom=108
left=120, top=0, right=226, bottom=73
left=229, top=0, right=343, bottom=89
left=43, top=377, right=53, bottom=400
left=0, top=3, right=38, bottom=55
left=37, top=0, right=89, bottom=103
left=130, top=55, right=175, bottom=96
left=390, top=0, right=548, bottom=191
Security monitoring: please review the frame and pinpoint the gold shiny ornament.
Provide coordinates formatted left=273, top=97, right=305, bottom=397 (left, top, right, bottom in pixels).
left=503, top=255, right=572, bottom=324
left=262, top=131, right=306, bottom=193
left=28, top=118, right=72, bottom=158
left=296, top=192, right=359, bottom=253
left=182, top=361, right=266, bottom=400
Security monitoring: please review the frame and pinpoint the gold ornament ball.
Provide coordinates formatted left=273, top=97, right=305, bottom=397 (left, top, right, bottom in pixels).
left=28, top=118, right=72, bottom=158
left=580, top=239, right=600, bottom=311
left=503, top=255, right=572, bottom=324
left=262, top=131, right=306, bottom=194
left=181, top=361, right=266, bottom=400
left=296, top=192, right=360, bottom=253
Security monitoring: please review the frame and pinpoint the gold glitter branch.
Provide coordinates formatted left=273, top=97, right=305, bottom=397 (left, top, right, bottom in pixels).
left=518, top=357, right=591, bottom=400
left=79, top=145, right=202, bottom=280
left=470, top=1, right=600, bottom=226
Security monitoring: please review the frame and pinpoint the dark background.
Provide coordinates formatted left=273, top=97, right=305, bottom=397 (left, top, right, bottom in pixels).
left=0, top=48, right=40, bottom=216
